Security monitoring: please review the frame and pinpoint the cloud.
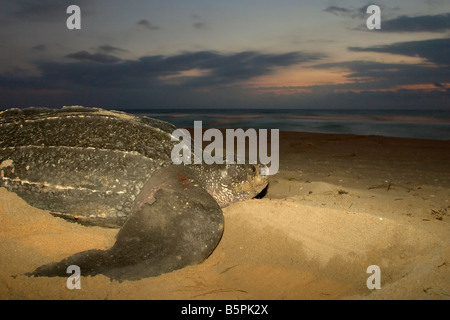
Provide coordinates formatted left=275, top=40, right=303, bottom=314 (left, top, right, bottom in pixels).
left=5, top=45, right=446, bottom=110
left=0, top=48, right=324, bottom=110
left=349, top=38, right=450, bottom=65
left=2, top=49, right=448, bottom=110
left=380, top=13, right=450, bottom=32
left=323, top=6, right=353, bottom=16
left=31, top=50, right=320, bottom=88
left=324, top=4, right=401, bottom=21
left=191, top=14, right=208, bottom=29
left=165, top=51, right=323, bottom=86
left=137, top=19, right=160, bottom=30
left=314, top=60, right=449, bottom=88
left=64, top=46, right=127, bottom=64
left=13, top=0, right=68, bottom=19
left=66, top=51, right=122, bottom=64
left=11, top=0, right=91, bottom=22
left=97, top=45, right=128, bottom=54
left=0, top=49, right=327, bottom=108
left=273, top=38, right=450, bottom=108
left=32, top=44, right=47, bottom=51
left=323, top=4, right=392, bottom=19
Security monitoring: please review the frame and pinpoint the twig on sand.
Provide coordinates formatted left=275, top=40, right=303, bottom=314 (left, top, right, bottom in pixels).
left=368, top=180, right=392, bottom=191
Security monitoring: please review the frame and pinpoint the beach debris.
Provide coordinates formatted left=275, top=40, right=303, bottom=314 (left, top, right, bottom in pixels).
left=431, top=208, right=447, bottom=221
left=368, top=180, right=392, bottom=191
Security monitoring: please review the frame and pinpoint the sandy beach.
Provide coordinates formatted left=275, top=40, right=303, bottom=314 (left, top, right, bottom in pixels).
left=0, top=131, right=449, bottom=300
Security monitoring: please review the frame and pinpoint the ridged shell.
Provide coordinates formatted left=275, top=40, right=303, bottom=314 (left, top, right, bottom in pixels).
left=0, top=106, right=179, bottom=227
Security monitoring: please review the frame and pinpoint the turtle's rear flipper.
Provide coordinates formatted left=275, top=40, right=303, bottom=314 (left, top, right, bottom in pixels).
left=28, top=166, right=224, bottom=281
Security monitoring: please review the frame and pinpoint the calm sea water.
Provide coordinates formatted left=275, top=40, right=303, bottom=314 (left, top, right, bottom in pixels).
left=128, top=109, right=450, bottom=140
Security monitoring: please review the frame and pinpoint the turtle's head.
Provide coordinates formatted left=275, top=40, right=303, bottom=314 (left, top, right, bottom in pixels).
left=192, top=164, right=268, bottom=208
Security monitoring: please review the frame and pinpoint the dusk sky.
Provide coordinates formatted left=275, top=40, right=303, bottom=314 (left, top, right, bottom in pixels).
left=1, top=0, right=449, bottom=110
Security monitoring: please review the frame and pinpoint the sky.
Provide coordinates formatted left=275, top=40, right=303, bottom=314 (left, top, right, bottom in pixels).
left=0, top=0, right=449, bottom=110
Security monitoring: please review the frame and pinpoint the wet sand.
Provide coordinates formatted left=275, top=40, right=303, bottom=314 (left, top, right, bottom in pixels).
left=1, top=131, right=449, bottom=299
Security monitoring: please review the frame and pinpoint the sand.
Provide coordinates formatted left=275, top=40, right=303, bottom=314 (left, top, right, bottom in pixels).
left=0, top=131, right=449, bottom=300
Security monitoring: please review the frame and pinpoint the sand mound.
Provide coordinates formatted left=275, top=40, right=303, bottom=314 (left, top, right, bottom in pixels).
left=1, top=132, right=449, bottom=300
left=1, top=185, right=448, bottom=300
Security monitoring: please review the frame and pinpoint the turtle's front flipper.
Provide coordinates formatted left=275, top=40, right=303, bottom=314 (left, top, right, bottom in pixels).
left=29, top=166, right=224, bottom=281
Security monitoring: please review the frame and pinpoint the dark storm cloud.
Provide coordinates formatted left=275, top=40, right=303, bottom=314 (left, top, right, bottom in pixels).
left=173, top=51, right=322, bottom=86
left=0, top=50, right=325, bottom=108
left=0, top=50, right=323, bottom=108
left=2, top=50, right=447, bottom=110
left=313, top=60, right=450, bottom=89
left=380, top=13, right=450, bottom=32
left=349, top=38, right=450, bottom=65
left=27, top=50, right=322, bottom=89
left=66, top=51, right=122, bottom=64
left=137, top=19, right=160, bottom=30
left=353, top=12, right=450, bottom=32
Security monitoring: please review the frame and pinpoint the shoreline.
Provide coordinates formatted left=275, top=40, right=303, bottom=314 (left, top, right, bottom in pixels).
left=0, top=131, right=449, bottom=299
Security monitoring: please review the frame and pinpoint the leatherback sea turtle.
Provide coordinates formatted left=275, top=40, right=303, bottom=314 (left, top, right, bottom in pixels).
left=0, top=106, right=268, bottom=281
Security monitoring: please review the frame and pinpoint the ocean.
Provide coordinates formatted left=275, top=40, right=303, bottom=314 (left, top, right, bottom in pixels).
left=128, top=109, right=450, bottom=141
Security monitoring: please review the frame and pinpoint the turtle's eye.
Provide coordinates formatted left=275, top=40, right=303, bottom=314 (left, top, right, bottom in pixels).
left=221, top=169, right=228, bottom=178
